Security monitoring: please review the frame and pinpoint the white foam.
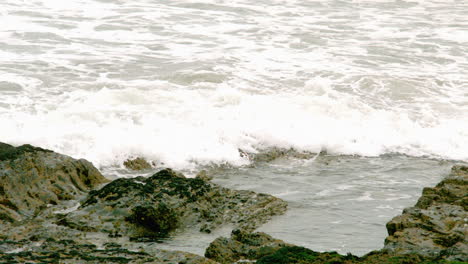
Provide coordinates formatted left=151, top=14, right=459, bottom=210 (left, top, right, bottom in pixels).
left=1, top=80, right=467, bottom=171
left=0, top=0, right=467, bottom=171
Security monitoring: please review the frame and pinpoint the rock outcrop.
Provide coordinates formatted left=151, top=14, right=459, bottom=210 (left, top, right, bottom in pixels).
left=0, top=238, right=216, bottom=264
left=123, top=157, right=153, bottom=170
left=204, top=230, right=461, bottom=264
left=205, top=229, right=293, bottom=263
left=59, top=168, right=287, bottom=241
left=0, top=142, right=108, bottom=223
left=384, top=165, right=467, bottom=261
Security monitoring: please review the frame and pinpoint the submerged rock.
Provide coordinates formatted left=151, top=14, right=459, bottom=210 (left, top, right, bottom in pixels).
left=123, top=157, right=152, bottom=170
left=238, top=147, right=316, bottom=163
left=60, top=168, right=287, bottom=241
left=0, top=142, right=108, bottom=223
left=384, top=165, right=467, bottom=261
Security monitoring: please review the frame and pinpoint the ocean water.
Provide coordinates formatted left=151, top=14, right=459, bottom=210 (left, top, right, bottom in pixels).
left=1, top=0, right=467, bottom=256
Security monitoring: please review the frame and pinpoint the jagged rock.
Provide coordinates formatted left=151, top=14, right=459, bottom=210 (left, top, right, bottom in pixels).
left=60, top=169, right=287, bottom=241
left=0, top=238, right=216, bottom=264
left=123, top=157, right=152, bottom=170
left=205, top=229, right=293, bottom=263
left=384, top=165, right=468, bottom=261
left=0, top=142, right=108, bottom=223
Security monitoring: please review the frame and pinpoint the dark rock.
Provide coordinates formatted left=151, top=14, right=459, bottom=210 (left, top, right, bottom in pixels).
left=205, top=229, right=293, bottom=263
left=256, top=246, right=358, bottom=264
left=125, top=203, right=178, bottom=238
left=384, top=165, right=468, bottom=261
left=60, top=168, right=287, bottom=240
left=0, top=142, right=52, bottom=161
left=0, top=142, right=108, bottom=223
left=123, top=157, right=152, bottom=170
left=0, top=238, right=216, bottom=264
left=204, top=230, right=459, bottom=264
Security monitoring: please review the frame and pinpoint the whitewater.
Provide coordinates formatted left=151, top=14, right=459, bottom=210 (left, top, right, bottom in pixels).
left=1, top=0, right=467, bottom=170
left=0, top=0, right=467, bottom=256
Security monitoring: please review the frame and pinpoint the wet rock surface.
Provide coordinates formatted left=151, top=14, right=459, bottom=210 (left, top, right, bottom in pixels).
left=204, top=230, right=463, bottom=264
left=0, top=239, right=216, bottom=264
left=0, top=142, right=108, bottom=223
left=60, top=168, right=287, bottom=240
left=384, top=165, right=467, bottom=261
left=205, top=229, right=293, bottom=263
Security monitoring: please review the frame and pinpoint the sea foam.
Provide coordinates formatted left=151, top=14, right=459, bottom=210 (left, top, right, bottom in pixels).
left=1, top=80, right=467, bottom=171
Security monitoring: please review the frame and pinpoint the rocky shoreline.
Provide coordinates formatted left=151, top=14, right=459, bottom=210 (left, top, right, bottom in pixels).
left=0, top=142, right=466, bottom=263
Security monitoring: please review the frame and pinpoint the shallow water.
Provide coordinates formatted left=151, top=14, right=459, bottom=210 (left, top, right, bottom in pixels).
left=212, top=155, right=460, bottom=255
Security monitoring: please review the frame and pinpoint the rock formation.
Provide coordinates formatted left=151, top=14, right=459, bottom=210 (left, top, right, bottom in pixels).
left=123, top=157, right=153, bottom=170
left=0, top=238, right=216, bottom=264
left=385, top=165, right=467, bottom=261
left=59, top=168, right=287, bottom=240
left=0, top=142, right=108, bottom=223
left=205, top=229, right=294, bottom=263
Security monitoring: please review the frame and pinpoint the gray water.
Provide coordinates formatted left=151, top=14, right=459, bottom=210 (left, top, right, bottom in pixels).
left=213, top=155, right=459, bottom=255
left=1, top=0, right=467, bottom=257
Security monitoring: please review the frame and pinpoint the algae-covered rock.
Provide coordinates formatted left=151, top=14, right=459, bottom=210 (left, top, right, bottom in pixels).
left=205, top=229, right=293, bottom=263
left=61, top=168, right=287, bottom=240
left=0, top=142, right=108, bottom=223
left=384, top=165, right=468, bottom=261
left=125, top=203, right=178, bottom=238
left=256, top=246, right=359, bottom=264
left=0, top=238, right=216, bottom=264
left=204, top=230, right=459, bottom=264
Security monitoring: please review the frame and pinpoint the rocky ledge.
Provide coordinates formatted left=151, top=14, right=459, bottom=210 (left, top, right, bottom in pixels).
left=0, top=142, right=108, bottom=223
left=385, top=165, right=467, bottom=260
left=0, top=238, right=216, bottom=264
left=204, top=229, right=466, bottom=264
left=203, top=229, right=447, bottom=264
left=57, top=168, right=287, bottom=241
